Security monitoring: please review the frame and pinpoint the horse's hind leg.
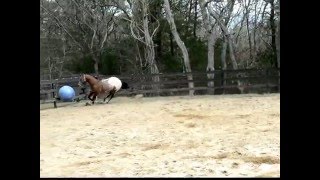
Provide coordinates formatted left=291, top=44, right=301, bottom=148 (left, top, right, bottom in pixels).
left=106, top=93, right=114, bottom=104
left=106, top=88, right=116, bottom=104
left=103, top=93, right=112, bottom=102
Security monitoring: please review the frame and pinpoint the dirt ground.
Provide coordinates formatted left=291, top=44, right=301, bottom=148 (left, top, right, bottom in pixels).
left=40, top=93, right=280, bottom=177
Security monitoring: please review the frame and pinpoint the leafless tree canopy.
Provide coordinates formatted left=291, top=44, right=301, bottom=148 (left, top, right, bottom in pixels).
left=40, top=0, right=280, bottom=79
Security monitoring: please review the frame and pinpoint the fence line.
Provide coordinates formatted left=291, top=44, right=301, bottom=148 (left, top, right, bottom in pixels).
left=40, top=68, right=280, bottom=102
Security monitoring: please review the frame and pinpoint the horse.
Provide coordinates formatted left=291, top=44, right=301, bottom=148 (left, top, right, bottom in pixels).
left=78, top=74, right=128, bottom=104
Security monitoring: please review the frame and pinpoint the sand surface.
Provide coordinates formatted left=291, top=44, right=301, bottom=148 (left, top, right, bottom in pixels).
left=40, top=93, right=280, bottom=177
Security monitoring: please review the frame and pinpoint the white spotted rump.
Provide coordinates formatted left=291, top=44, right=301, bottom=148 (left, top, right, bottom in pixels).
left=101, top=77, right=122, bottom=92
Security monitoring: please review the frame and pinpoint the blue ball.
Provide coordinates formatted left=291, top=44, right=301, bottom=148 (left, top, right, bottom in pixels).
left=58, top=85, right=75, bottom=102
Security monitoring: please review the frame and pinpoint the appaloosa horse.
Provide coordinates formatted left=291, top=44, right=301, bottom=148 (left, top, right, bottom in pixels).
left=78, top=74, right=128, bottom=105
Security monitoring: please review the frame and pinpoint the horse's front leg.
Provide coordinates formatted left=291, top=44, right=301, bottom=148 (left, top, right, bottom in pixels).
left=91, top=94, right=97, bottom=104
left=85, top=92, right=97, bottom=106
left=88, top=91, right=94, bottom=101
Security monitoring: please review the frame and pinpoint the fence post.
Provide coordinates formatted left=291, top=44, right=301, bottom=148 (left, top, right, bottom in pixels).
left=221, top=70, right=225, bottom=94
left=51, top=82, right=55, bottom=99
left=53, top=100, right=57, bottom=108
left=207, top=70, right=215, bottom=95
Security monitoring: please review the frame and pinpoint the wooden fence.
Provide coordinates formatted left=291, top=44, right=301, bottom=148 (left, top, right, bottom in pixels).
left=40, top=68, right=280, bottom=103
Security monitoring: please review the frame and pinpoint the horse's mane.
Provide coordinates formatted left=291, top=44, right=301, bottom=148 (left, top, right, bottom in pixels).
left=84, top=74, right=97, bottom=81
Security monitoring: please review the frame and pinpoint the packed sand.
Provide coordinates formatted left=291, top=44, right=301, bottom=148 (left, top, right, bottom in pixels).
left=40, top=93, right=280, bottom=177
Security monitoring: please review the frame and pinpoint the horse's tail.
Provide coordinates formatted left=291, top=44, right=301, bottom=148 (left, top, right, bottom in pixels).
left=121, top=81, right=129, bottom=89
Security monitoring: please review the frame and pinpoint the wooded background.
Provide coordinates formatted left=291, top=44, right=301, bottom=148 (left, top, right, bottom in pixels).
left=40, top=0, right=280, bottom=81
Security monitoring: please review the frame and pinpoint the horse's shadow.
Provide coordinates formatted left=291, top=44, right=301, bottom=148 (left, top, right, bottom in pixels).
left=85, top=101, right=110, bottom=106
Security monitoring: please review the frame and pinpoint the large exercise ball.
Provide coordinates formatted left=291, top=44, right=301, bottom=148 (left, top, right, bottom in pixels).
left=58, top=85, right=75, bottom=102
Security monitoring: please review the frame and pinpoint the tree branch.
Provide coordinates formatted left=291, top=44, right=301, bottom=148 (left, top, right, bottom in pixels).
left=40, top=5, right=83, bottom=50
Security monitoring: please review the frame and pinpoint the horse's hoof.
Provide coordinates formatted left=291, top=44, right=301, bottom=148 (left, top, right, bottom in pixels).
left=85, top=102, right=91, bottom=106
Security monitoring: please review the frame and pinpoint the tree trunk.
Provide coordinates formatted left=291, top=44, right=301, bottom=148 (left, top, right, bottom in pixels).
left=90, top=48, right=99, bottom=75
left=47, top=57, right=52, bottom=81
left=94, top=59, right=99, bottom=75
left=164, top=0, right=194, bottom=96
left=143, top=8, right=158, bottom=74
left=226, top=33, right=243, bottom=90
left=141, top=0, right=160, bottom=91
left=253, top=0, right=259, bottom=63
left=155, top=28, right=162, bottom=62
left=207, top=3, right=238, bottom=70
left=153, top=2, right=162, bottom=63
left=221, top=38, right=228, bottom=91
left=207, top=34, right=215, bottom=94
left=244, top=0, right=252, bottom=65
left=186, top=0, right=193, bottom=36
left=276, top=20, right=280, bottom=69
left=47, top=57, right=54, bottom=99
left=135, top=42, right=144, bottom=72
left=199, top=0, right=215, bottom=93
left=58, top=41, right=66, bottom=78
left=221, top=39, right=228, bottom=70
left=276, top=0, right=280, bottom=69
left=270, top=0, right=277, bottom=68
left=193, top=0, right=198, bottom=38
left=129, top=0, right=160, bottom=89
left=275, top=0, right=280, bottom=92
left=170, top=32, right=174, bottom=56
left=226, top=34, right=238, bottom=70
left=142, top=5, right=158, bottom=74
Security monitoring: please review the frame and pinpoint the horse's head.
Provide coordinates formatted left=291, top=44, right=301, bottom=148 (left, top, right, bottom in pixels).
left=78, top=74, right=87, bottom=87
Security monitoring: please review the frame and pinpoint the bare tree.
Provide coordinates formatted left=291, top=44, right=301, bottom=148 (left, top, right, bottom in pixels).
left=41, top=0, right=116, bottom=75
left=252, top=0, right=260, bottom=62
left=40, top=0, right=280, bottom=93
left=128, top=0, right=160, bottom=79
left=269, top=0, right=277, bottom=68
left=244, top=0, right=253, bottom=64
left=193, top=0, right=198, bottom=38
left=207, top=0, right=238, bottom=70
left=40, top=1, right=73, bottom=80
left=275, top=0, right=280, bottom=68
left=206, top=0, right=244, bottom=93
left=164, top=0, right=194, bottom=96
left=199, top=0, right=217, bottom=93
left=72, top=0, right=117, bottom=74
